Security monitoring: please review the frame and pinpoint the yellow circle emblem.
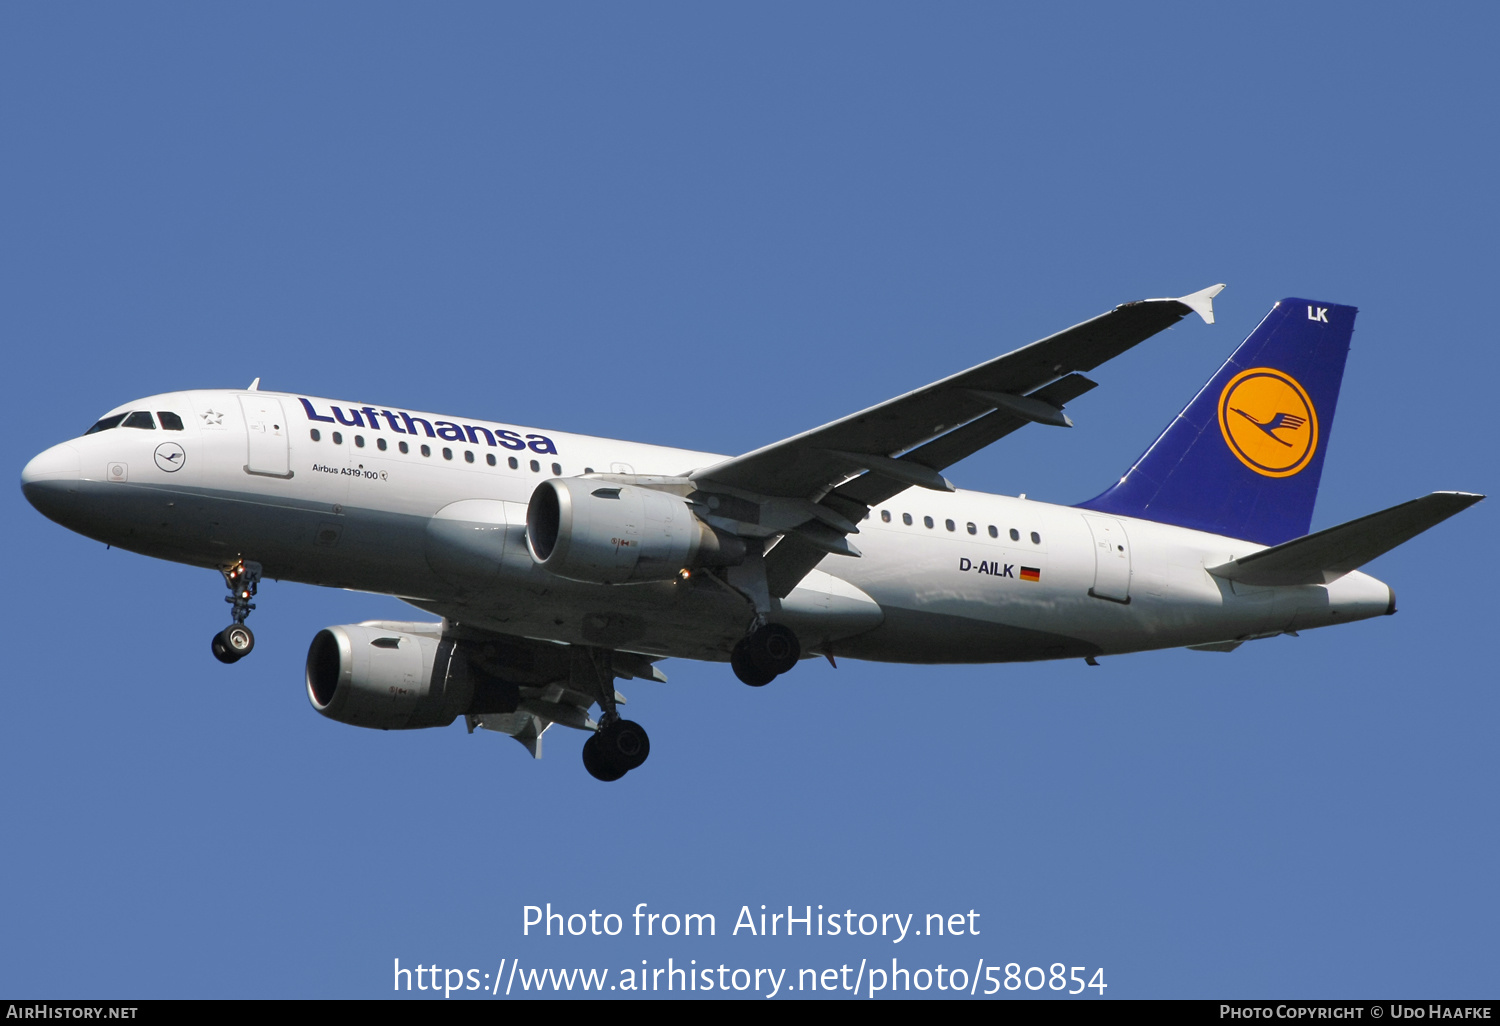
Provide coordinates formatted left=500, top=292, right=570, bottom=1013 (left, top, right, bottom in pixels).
left=1217, top=367, right=1319, bottom=478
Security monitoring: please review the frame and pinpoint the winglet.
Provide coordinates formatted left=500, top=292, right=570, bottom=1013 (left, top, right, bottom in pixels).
left=1166, top=283, right=1226, bottom=325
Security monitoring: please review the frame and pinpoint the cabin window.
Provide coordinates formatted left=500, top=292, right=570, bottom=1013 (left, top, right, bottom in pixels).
left=122, top=411, right=155, bottom=430
left=923, top=516, right=934, bottom=529
left=332, top=431, right=343, bottom=445
left=486, top=453, right=496, bottom=467
left=420, top=444, right=430, bottom=457
left=85, top=414, right=127, bottom=434
left=530, top=460, right=540, bottom=472
left=158, top=412, right=185, bottom=431
left=989, top=525, right=998, bottom=538
left=902, top=513, right=913, bottom=526
left=881, top=510, right=891, bottom=523
left=508, top=457, right=519, bottom=470
left=585, top=467, right=594, bottom=474
left=1009, top=528, right=1020, bottom=541
left=398, top=441, right=409, bottom=454
left=1031, top=532, right=1041, bottom=544
left=354, top=435, right=364, bottom=448
left=376, top=437, right=387, bottom=451
left=552, top=463, right=562, bottom=476
left=945, top=519, right=955, bottom=531
left=309, top=429, right=321, bottom=442
left=967, top=522, right=977, bottom=535
left=464, top=450, right=475, bottom=464
left=442, top=447, right=453, bottom=460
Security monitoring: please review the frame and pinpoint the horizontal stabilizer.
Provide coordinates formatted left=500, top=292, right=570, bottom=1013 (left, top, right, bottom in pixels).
left=1208, top=492, right=1484, bottom=586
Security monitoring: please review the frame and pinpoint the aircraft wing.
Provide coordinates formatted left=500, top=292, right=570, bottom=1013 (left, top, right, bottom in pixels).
left=387, top=619, right=665, bottom=759
left=689, top=285, right=1224, bottom=596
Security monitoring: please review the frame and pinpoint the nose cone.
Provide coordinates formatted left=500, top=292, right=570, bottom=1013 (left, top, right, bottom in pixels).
left=21, top=442, right=81, bottom=520
left=22, top=442, right=80, bottom=486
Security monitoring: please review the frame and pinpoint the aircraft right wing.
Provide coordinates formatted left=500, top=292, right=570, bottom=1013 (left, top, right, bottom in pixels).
left=687, top=285, right=1225, bottom=596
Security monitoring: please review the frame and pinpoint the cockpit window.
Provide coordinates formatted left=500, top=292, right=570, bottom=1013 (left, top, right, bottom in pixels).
left=122, top=411, right=156, bottom=430
left=85, top=414, right=127, bottom=435
left=158, top=412, right=185, bottom=431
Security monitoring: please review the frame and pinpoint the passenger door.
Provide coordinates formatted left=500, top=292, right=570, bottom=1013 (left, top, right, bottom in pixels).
left=1082, top=514, right=1131, bottom=603
left=238, top=395, right=292, bottom=478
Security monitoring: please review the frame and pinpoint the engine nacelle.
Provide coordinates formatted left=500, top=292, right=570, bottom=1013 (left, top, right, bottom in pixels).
left=526, top=478, right=744, bottom=584
left=306, top=623, right=473, bottom=730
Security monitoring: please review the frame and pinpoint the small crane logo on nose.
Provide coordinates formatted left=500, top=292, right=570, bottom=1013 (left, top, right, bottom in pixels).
left=154, top=442, right=187, bottom=473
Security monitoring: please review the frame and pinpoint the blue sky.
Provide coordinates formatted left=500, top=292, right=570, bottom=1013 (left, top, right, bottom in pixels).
left=3, top=3, right=1495, bottom=999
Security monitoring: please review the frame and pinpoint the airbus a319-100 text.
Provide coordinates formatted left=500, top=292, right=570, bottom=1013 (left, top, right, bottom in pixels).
left=21, top=286, right=1482, bottom=780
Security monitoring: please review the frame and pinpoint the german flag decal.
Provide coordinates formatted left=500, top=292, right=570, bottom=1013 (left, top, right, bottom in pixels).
left=1019, top=566, right=1041, bottom=582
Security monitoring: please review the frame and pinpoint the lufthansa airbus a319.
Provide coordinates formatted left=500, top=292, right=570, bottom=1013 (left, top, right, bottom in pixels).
left=21, top=287, right=1482, bottom=780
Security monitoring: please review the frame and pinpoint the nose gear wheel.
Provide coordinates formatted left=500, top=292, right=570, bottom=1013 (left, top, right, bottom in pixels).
left=211, top=624, right=255, bottom=664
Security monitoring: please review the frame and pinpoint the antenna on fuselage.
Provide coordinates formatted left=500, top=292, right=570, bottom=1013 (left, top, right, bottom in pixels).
left=247, top=377, right=260, bottom=391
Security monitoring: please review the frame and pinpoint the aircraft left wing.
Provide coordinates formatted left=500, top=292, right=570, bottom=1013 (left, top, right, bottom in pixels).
left=688, top=285, right=1224, bottom=596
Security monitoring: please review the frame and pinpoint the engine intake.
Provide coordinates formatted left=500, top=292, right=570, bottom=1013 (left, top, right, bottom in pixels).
left=526, top=478, right=744, bottom=584
left=306, top=623, right=473, bottom=730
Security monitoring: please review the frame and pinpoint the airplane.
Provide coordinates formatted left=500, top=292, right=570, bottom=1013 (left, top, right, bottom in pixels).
left=19, top=287, right=1483, bottom=781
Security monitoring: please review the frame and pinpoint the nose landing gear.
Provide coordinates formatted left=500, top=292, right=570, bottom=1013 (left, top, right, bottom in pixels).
left=211, top=560, right=261, bottom=664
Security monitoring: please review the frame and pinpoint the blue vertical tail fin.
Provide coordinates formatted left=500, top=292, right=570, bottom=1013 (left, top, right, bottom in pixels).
left=1077, top=298, right=1356, bottom=545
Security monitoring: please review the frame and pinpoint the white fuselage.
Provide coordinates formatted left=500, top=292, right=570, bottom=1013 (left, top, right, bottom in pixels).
left=21, top=388, right=1395, bottom=664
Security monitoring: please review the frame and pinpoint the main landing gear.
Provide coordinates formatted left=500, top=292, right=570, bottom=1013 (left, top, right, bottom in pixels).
left=211, top=559, right=261, bottom=665
left=731, top=622, right=800, bottom=687
left=582, top=719, right=650, bottom=782
left=580, top=649, right=651, bottom=782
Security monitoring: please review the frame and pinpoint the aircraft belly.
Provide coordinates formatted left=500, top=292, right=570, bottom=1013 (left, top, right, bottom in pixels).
left=406, top=587, right=751, bottom=662
left=412, top=568, right=886, bottom=663
left=821, top=513, right=1370, bottom=661
left=835, top=605, right=1100, bottom=663
left=825, top=523, right=1098, bottom=661
left=58, top=473, right=878, bottom=660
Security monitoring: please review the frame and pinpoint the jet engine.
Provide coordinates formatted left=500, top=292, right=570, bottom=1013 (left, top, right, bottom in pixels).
left=306, top=623, right=504, bottom=730
left=526, top=478, right=744, bottom=584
